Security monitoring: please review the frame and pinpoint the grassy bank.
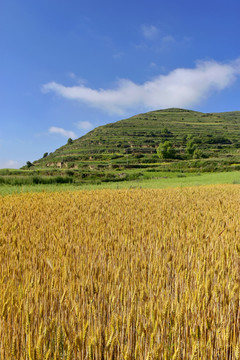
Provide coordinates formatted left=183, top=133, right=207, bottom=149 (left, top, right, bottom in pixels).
left=0, top=170, right=239, bottom=196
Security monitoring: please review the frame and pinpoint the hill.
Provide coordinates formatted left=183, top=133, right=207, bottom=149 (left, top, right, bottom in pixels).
left=8, top=108, right=239, bottom=186
left=32, top=108, right=240, bottom=171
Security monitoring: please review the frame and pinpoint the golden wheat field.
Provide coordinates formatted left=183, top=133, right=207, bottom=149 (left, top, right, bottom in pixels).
left=0, top=185, right=240, bottom=359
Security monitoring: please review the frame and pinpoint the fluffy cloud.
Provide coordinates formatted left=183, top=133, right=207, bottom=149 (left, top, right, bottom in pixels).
left=76, top=121, right=93, bottom=131
left=43, top=59, right=240, bottom=115
left=49, top=127, right=76, bottom=138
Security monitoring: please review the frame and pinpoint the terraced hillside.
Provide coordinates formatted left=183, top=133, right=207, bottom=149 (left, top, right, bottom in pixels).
left=31, top=108, right=240, bottom=172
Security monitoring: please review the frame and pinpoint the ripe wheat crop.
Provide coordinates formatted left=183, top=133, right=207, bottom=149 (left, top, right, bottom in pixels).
left=0, top=185, right=240, bottom=359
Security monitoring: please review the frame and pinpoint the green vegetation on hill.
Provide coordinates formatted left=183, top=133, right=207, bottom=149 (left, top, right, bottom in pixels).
left=32, top=108, right=240, bottom=167
left=4, top=108, right=240, bottom=185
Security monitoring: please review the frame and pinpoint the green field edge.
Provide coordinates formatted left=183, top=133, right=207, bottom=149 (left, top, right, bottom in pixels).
left=0, top=171, right=239, bottom=196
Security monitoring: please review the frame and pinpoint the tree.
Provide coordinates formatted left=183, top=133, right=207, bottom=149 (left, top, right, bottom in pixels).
left=157, top=141, right=176, bottom=159
left=26, top=161, right=33, bottom=168
left=43, top=152, right=48, bottom=158
left=186, top=140, right=197, bottom=157
left=67, top=138, right=73, bottom=145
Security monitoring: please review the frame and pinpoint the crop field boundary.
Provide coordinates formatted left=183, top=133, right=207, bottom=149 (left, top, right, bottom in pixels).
left=0, top=170, right=239, bottom=196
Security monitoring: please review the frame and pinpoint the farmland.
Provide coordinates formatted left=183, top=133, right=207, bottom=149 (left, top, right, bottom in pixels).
left=1, top=185, right=240, bottom=359
left=32, top=108, right=240, bottom=175
left=11, top=108, right=239, bottom=188
left=0, top=170, right=240, bottom=196
left=2, top=109, right=240, bottom=189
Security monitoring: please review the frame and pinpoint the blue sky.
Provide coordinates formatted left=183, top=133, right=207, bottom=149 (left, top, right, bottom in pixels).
left=1, top=0, right=240, bottom=168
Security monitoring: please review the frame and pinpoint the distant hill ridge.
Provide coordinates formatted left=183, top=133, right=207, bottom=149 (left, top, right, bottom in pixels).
left=32, top=108, right=240, bottom=171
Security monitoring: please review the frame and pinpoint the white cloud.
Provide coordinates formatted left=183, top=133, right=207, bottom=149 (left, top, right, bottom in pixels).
left=141, top=25, right=159, bottom=39
left=49, top=127, right=76, bottom=138
left=43, top=58, right=240, bottom=115
left=76, top=121, right=93, bottom=131
left=0, top=160, right=19, bottom=169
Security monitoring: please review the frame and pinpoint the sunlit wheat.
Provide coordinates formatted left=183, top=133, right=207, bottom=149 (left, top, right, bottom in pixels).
left=0, top=185, right=239, bottom=359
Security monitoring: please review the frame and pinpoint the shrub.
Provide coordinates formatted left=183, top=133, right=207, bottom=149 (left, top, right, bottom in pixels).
left=157, top=141, right=176, bottom=159
left=193, top=149, right=203, bottom=159
left=186, top=140, right=197, bottom=157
